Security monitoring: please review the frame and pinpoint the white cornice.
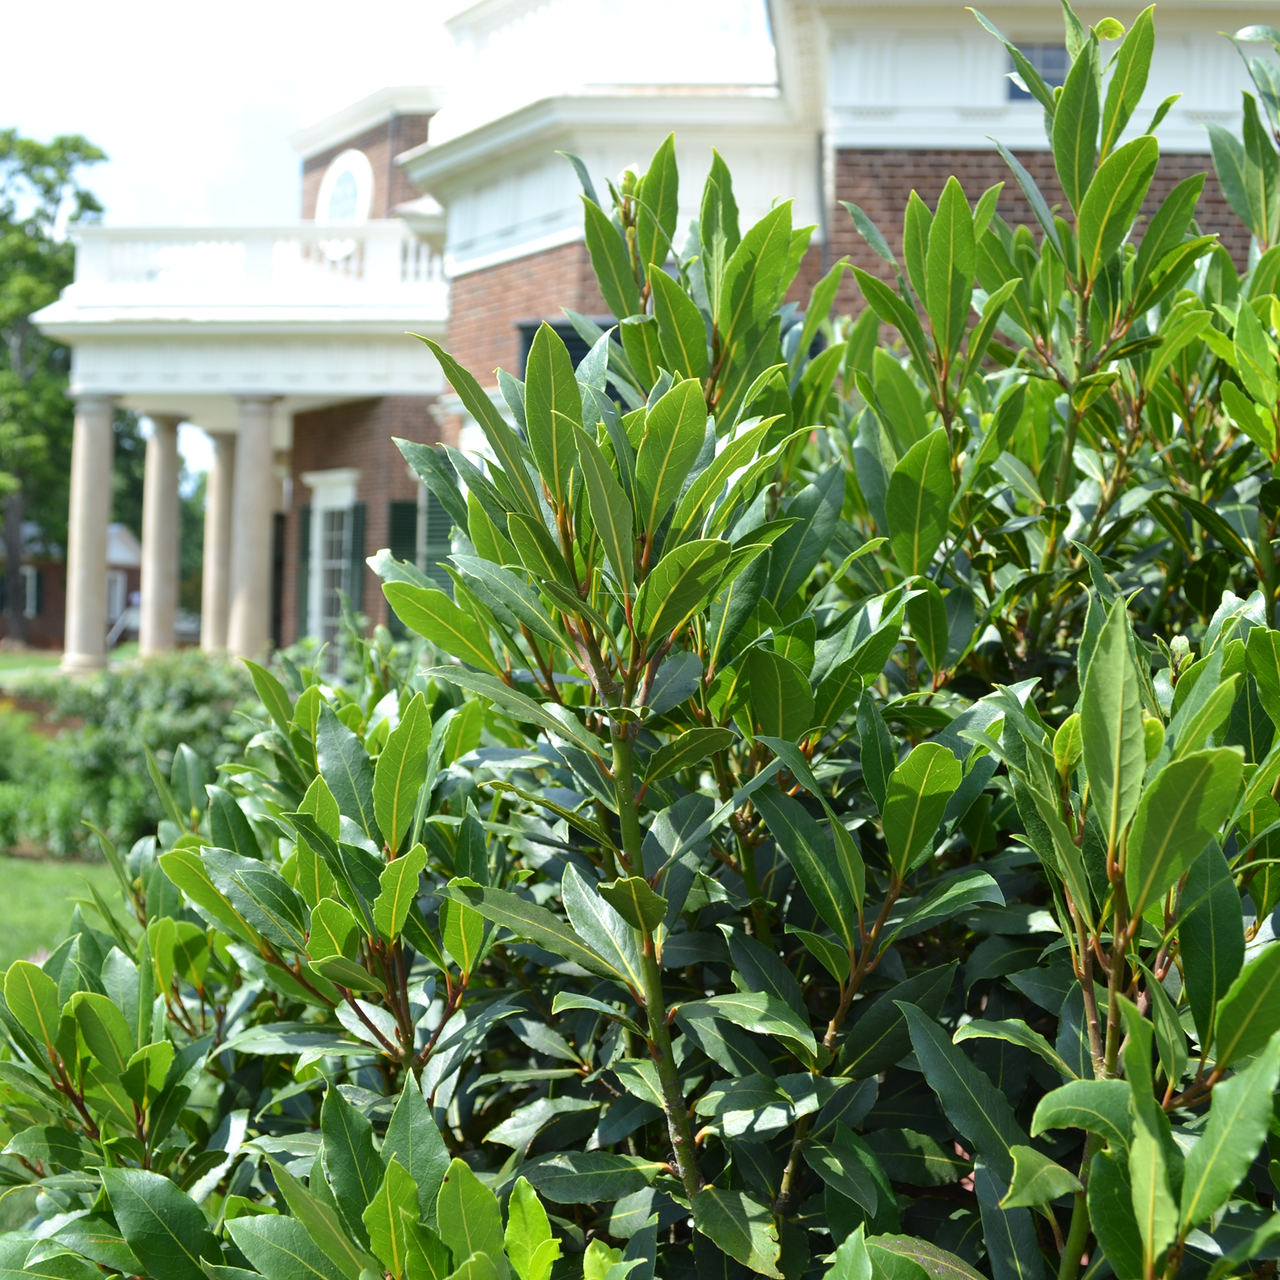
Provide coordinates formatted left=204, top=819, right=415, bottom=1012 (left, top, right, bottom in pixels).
left=292, top=86, right=444, bottom=160
left=399, top=90, right=798, bottom=192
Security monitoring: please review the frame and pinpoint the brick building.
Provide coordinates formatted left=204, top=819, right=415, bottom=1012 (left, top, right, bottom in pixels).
left=33, top=0, right=1272, bottom=667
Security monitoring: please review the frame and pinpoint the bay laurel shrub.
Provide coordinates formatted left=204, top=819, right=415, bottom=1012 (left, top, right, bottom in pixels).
left=9, top=5, right=1280, bottom=1278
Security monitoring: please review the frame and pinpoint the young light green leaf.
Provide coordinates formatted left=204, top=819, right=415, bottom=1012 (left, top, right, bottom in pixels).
left=374, top=693, right=431, bottom=853
left=1000, top=1144, right=1082, bottom=1208
left=373, top=843, right=428, bottom=942
left=362, top=1159, right=419, bottom=1279
left=505, top=1176, right=560, bottom=1280
left=383, top=583, right=502, bottom=675
left=597, top=876, right=668, bottom=932
left=1077, top=135, right=1160, bottom=282
left=954, top=1017, right=1077, bottom=1080
left=4, top=959, right=61, bottom=1049
left=1052, top=36, right=1099, bottom=213
left=925, top=176, right=976, bottom=359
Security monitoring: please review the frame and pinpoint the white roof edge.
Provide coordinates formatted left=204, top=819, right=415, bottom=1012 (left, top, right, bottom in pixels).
left=399, top=91, right=802, bottom=190
left=292, top=86, right=445, bottom=160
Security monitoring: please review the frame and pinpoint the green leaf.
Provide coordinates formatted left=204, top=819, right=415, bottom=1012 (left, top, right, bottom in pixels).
left=322, top=1085, right=385, bottom=1246
left=582, top=196, right=641, bottom=319
left=446, top=880, right=632, bottom=986
left=524, top=1152, right=660, bottom=1204
left=561, top=864, right=645, bottom=992
left=1214, top=941, right=1280, bottom=1068
left=506, top=1177, right=559, bottom=1280
left=414, top=337, right=541, bottom=517
left=1030, top=1078, right=1133, bottom=1152
left=681, top=990, right=817, bottom=1058
left=384, top=584, right=501, bottom=674
left=1130, top=1120, right=1178, bottom=1267
left=635, top=379, right=708, bottom=536
left=158, top=846, right=257, bottom=944
left=1000, top=1144, right=1082, bottom=1207
left=317, top=703, right=376, bottom=840
left=103, top=1168, right=220, bottom=1280
left=243, top=660, right=295, bottom=731
left=440, top=898, right=486, bottom=974
left=902, top=1004, right=1028, bottom=1183
left=1077, top=135, right=1160, bottom=282
left=383, top=1078, right=450, bottom=1228
left=1125, top=748, right=1242, bottom=919
left=907, top=579, right=950, bottom=677
left=207, top=785, right=260, bottom=857
left=953, top=1017, right=1076, bottom=1080
left=636, top=134, right=679, bottom=270
left=424, top=666, right=602, bottom=756
left=887, top=432, right=952, bottom=575
left=1181, top=1029, right=1280, bottom=1230
left=524, top=323, right=581, bottom=507
left=436, top=1159, right=505, bottom=1277
left=453, top=555, right=567, bottom=654
left=840, top=964, right=956, bottom=1080
left=635, top=539, right=730, bottom=646
left=1081, top=596, right=1145, bottom=857
left=753, top=785, right=858, bottom=952
left=882, top=742, right=962, bottom=878
left=805, top=1131, right=880, bottom=1214
left=765, top=463, right=845, bottom=607
left=645, top=727, right=734, bottom=785
left=373, top=844, right=428, bottom=942
left=651, top=266, right=709, bottom=382
left=572, top=422, right=635, bottom=596
left=1180, top=842, right=1244, bottom=1044
left=868, top=1234, right=985, bottom=1280
left=70, top=991, right=133, bottom=1074
left=363, top=1159, right=418, bottom=1279
left=852, top=267, right=935, bottom=384
left=598, top=876, right=668, bottom=932
left=716, top=201, right=794, bottom=353
left=1089, top=1150, right=1144, bottom=1280
left=400, top=1215, right=452, bottom=1280
left=374, top=693, right=432, bottom=853
left=925, top=176, right=975, bottom=360
left=263, top=1156, right=380, bottom=1280
left=1101, top=8, right=1154, bottom=157
left=3, top=958, right=61, bottom=1049
left=691, top=1188, right=782, bottom=1279
left=226, top=1215, right=348, bottom=1280
left=745, top=647, right=814, bottom=741
left=1052, top=35, right=1099, bottom=213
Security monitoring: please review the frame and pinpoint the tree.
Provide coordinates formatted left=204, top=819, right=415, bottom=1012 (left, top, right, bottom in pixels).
left=0, top=130, right=104, bottom=643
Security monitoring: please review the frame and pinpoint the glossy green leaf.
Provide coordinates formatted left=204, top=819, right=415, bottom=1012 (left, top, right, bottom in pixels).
left=524, top=323, right=581, bottom=506
left=1000, top=1144, right=1082, bottom=1207
left=1180, top=842, right=1244, bottom=1044
left=925, top=176, right=975, bottom=359
left=505, top=1177, right=559, bottom=1280
left=321, top=1085, right=385, bottom=1246
left=1052, top=35, right=1099, bottom=212
left=1077, top=135, right=1160, bottom=282
left=384, top=583, right=501, bottom=675
left=882, top=742, right=962, bottom=878
left=635, top=379, right=708, bottom=536
left=1125, top=748, right=1242, bottom=919
left=744, top=647, right=814, bottom=741
left=650, top=266, right=709, bottom=381
left=1081, top=597, right=1145, bottom=856
left=691, top=1187, right=782, bottom=1279
left=436, top=1159, right=504, bottom=1276
left=887, top=431, right=951, bottom=575
left=582, top=196, right=641, bottom=319
left=374, top=693, right=432, bottom=852
left=1214, top=940, right=1280, bottom=1067
left=681, top=990, right=817, bottom=1058
left=263, top=1156, right=380, bottom=1280
left=597, top=876, right=668, bottom=932
left=103, top=1168, right=220, bottom=1280
left=572, top=422, right=634, bottom=596
left=227, top=1215, right=348, bottom=1280
left=635, top=538, right=730, bottom=646
left=4, top=959, right=61, bottom=1049
left=363, top=1159, right=418, bottom=1279
left=373, top=844, right=428, bottom=942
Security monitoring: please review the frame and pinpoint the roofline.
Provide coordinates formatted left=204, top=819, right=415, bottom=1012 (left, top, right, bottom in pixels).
left=292, top=86, right=444, bottom=160
left=398, top=89, right=800, bottom=191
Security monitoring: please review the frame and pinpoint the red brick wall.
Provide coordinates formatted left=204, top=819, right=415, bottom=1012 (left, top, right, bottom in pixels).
left=301, top=115, right=432, bottom=221
left=285, top=396, right=452, bottom=643
left=829, top=148, right=1249, bottom=310
left=0, top=559, right=67, bottom=649
left=446, top=241, right=611, bottom=385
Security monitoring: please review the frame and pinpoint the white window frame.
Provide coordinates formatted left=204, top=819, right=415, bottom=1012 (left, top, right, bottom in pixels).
left=18, top=564, right=37, bottom=619
left=106, top=569, right=128, bottom=623
left=301, top=468, right=360, bottom=644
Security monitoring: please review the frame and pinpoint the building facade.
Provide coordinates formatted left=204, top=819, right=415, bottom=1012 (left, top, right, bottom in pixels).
left=33, top=0, right=1273, bottom=667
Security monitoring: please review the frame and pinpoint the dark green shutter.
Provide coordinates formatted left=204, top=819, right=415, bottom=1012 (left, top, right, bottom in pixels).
left=297, top=505, right=311, bottom=638
left=34, top=570, right=43, bottom=617
left=423, top=490, right=454, bottom=594
left=348, top=501, right=367, bottom=613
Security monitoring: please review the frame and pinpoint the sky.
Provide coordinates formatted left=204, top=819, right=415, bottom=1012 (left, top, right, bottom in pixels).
left=4, top=0, right=775, bottom=474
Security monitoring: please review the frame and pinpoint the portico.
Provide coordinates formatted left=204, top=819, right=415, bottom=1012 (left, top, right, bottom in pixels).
left=35, top=220, right=448, bottom=669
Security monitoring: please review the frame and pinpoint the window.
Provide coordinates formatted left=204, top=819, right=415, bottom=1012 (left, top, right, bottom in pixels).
left=106, top=569, right=128, bottom=623
left=301, top=468, right=363, bottom=654
left=517, top=319, right=607, bottom=375
left=319, top=507, right=350, bottom=649
left=422, top=490, right=454, bottom=593
left=1008, top=44, right=1068, bottom=100
left=19, top=565, right=40, bottom=619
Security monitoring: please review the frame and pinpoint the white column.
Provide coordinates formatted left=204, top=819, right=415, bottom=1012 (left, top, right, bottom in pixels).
left=139, top=414, right=182, bottom=655
left=201, top=432, right=236, bottom=651
left=227, top=396, right=278, bottom=659
left=61, top=395, right=116, bottom=673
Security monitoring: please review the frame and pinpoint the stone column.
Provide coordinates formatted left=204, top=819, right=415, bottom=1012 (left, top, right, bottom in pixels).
left=201, top=432, right=236, bottom=651
left=227, top=396, right=278, bottom=659
left=61, top=395, right=116, bottom=673
left=139, top=414, right=182, bottom=655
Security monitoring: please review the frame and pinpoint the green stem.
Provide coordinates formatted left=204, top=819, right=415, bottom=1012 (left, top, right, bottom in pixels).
left=612, top=723, right=701, bottom=1200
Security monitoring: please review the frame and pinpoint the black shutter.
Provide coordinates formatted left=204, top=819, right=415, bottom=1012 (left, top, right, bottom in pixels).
left=348, top=501, right=367, bottom=614
left=423, top=490, right=454, bottom=594
left=271, top=513, right=285, bottom=650
left=388, top=500, right=417, bottom=562
left=34, top=570, right=43, bottom=617
left=297, top=505, right=311, bottom=638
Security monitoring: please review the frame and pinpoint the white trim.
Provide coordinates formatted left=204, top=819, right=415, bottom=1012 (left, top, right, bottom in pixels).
left=445, top=223, right=583, bottom=277
left=291, top=86, right=442, bottom=160
left=302, top=468, right=361, bottom=508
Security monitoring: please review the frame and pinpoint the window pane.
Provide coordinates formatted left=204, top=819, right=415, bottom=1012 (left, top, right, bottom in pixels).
left=1009, top=44, right=1069, bottom=100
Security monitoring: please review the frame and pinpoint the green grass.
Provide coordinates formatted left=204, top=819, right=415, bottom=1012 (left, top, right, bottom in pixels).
left=0, top=649, right=62, bottom=674
left=0, top=856, right=124, bottom=968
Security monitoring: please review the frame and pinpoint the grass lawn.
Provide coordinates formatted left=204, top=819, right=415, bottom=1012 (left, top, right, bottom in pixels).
left=0, top=856, right=124, bottom=968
